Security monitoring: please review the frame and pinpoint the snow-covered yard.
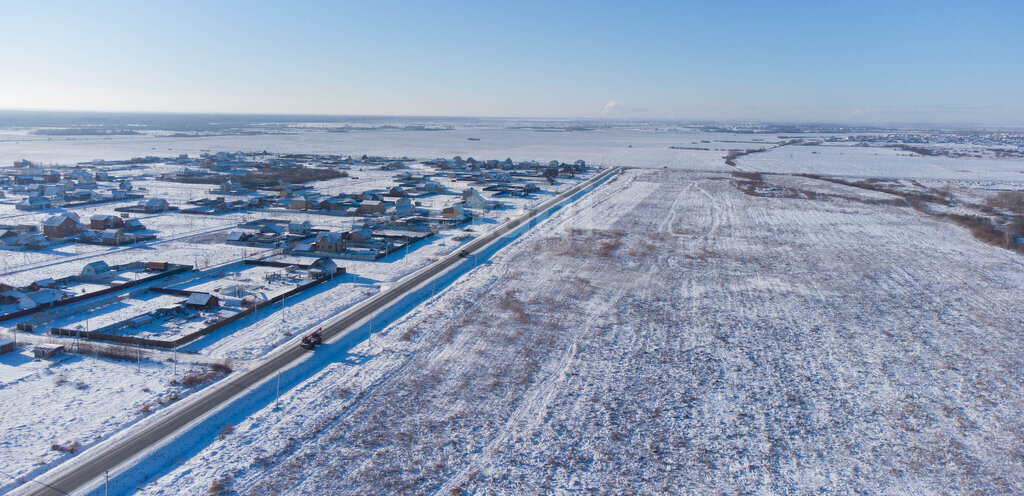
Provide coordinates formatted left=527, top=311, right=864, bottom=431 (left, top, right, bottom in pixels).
left=0, top=345, right=231, bottom=494
left=138, top=168, right=1024, bottom=494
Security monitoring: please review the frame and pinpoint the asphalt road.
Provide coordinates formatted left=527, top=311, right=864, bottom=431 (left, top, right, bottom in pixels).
left=18, top=167, right=617, bottom=496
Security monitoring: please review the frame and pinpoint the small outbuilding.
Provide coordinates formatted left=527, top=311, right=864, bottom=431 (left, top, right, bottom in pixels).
left=310, top=257, right=340, bottom=277
left=81, top=260, right=112, bottom=281
left=33, top=344, right=65, bottom=359
left=184, top=292, right=219, bottom=309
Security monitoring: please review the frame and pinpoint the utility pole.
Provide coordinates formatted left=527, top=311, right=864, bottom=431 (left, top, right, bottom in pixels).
left=276, top=372, right=281, bottom=409
left=105, top=469, right=109, bottom=496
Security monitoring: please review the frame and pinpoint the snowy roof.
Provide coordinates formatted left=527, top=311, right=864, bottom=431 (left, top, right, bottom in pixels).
left=42, top=214, right=77, bottom=226
left=24, top=289, right=61, bottom=304
left=314, top=232, right=343, bottom=243
left=185, top=292, right=216, bottom=306
left=83, top=261, right=111, bottom=274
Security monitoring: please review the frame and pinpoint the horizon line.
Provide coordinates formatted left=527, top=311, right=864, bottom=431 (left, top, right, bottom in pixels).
left=0, top=106, right=1021, bottom=130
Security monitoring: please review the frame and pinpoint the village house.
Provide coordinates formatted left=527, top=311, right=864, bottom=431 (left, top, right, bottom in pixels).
left=140, top=198, right=170, bottom=213
left=13, top=233, right=48, bottom=250
left=15, top=197, right=51, bottom=211
left=42, top=213, right=80, bottom=239
left=392, top=197, right=416, bottom=217
left=246, top=197, right=271, bottom=209
left=462, top=188, right=500, bottom=209
left=226, top=231, right=251, bottom=244
left=309, top=257, right=339, bottom=277
left=313, top=231, right=344, bottom=252
left=260, top=223, right=285, bottom=235
left=289, top=195, right=319, bottom=210
left=63, top=189, right=94, bottom=202
left=0, top=288, right=25, bottom=305
left=442, top=205, right=469, bottom=220
left=288, top=221, right=312, bottom=236
left=19, top=288, right=65, bottom=310
left=90, top=214, right=125, bottom=230
left=100, top=229, right=129, bottom=245
left=123, top=218, right=145, bottom=231
left=0, top=229, right=18, bottom=245
left=356, top=200, right=389, bottom=215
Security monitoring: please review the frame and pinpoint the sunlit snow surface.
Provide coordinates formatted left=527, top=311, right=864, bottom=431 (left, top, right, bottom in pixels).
left=139, top=169, right=1024, bottom=495
left=0, top=119, right=1022, bottom=494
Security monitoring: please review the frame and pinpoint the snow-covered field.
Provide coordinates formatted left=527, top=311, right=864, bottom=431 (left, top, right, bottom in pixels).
left=0, top=127, right=739, bottom=171
left=137, top=168, right=1024, bottom=494
left=737, top=143, right=1024, bottom=181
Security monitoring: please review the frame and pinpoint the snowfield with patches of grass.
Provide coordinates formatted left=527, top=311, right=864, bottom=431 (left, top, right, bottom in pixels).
left=139, top=168, right=1024, bottom=495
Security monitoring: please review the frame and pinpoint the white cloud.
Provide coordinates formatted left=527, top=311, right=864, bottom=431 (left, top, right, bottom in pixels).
left=602, top=100, right=625, bottom=114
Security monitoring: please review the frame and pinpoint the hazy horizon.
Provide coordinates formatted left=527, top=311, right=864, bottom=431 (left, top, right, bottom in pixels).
left=1, top=109, right=1020, bottom=131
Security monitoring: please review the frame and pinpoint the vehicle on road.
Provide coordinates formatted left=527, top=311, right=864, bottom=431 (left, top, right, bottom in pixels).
left=300, top=329, right=323, bottom=350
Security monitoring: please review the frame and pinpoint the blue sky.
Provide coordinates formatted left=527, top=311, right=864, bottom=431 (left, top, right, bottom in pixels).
left=1, top=0, right=1021, bottom=124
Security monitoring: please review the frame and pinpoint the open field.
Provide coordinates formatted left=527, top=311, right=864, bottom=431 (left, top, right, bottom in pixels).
left=139, top=168, right=1024, bottom=494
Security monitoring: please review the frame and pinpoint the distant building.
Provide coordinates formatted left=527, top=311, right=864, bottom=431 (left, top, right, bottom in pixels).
left=90, top=214, right=125, bottom=230
left=140, top=198, right=169, bottom=213
left=100, top=229, right=129, bottom=245
left=442, top=205, right=468, bottom=219
left=356, top=200, right=388, bottom=215
left=288, top=221, right=312, bottom=236
left=15, top=197, right=51, bottom=211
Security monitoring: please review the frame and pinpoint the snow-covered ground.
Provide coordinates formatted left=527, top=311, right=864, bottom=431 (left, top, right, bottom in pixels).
left=737, top=143, right=1024, bottom=181
left=137, top=168, right=1024, bottom=494
left=0, top=344, right=231, bottom=494
left=0, top=127, right=740, bottom=171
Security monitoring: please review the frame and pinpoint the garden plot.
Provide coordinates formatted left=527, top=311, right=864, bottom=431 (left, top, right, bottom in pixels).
left=44, top=264, right=318, bottom=343
left=167, top=264, right=310, bottom=302
left=141, top=168, right=1024, bottom=495
left=0, top=345, right=231, bottom=495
